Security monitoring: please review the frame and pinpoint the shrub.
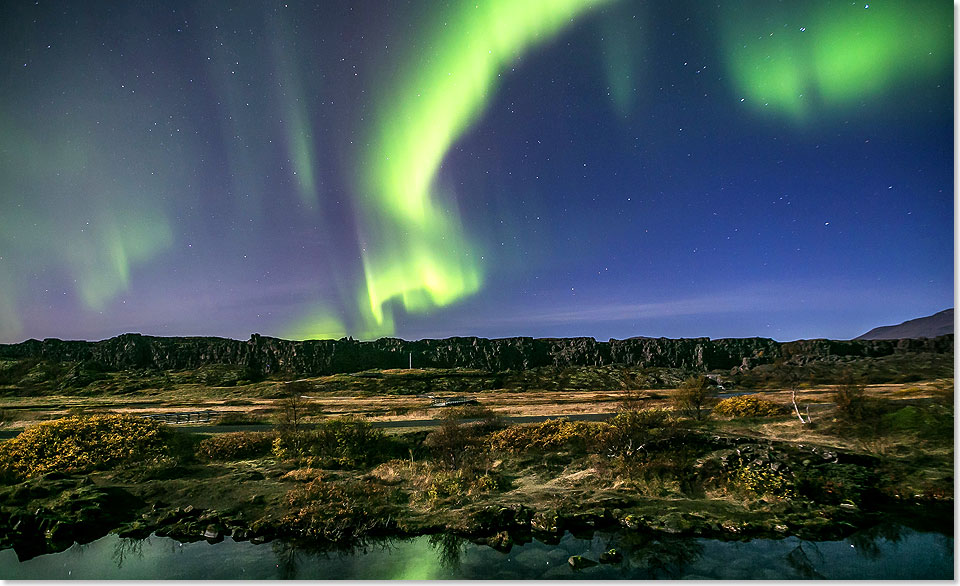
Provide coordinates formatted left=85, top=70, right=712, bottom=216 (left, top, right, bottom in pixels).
left=440, top=404, right=499, bottom=423
left=672, top=376, right=716, bottom=420
left=311, top=415, right=390, bottom=466
left=426, top=469, right=501, bottom=504
left=616, top=390, right=646, bottom=413
left=608, top=449, right=700, bottom=498
left=272, top=415, right=396, bottom=468
left=276, top=381, right=320, bottom=433
left=0, top=414, right=167, bottom=480
left=602, top=408, right=674, bottom=459
left=731, top=464, right=795, bottom=499
left=833, top=383, right=868, bottom=421
left=216, top=411, right=268, bottom=426
left=713, top=396, right=784, bottom=418
left=370, top=459, right=503, bottom=505
left=424, top=419, right=483, bottom=469
left=196, top=431, right=277, bottom=460
left=795, top=463, right=878, bottom=506
left=489, top=418, right=600, bottom=453
left=282, top=476, right=400, bottom=542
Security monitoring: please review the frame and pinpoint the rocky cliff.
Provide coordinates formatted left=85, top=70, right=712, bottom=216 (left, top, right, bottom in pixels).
left=0, top=333, right=951, bottom=377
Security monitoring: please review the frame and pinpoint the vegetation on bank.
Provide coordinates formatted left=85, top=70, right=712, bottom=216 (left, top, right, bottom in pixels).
left=713, top=396, right=784, bottom=418
left=0, top=360, right=953, bottom=560
left=0, top=414, right=168, bottom=481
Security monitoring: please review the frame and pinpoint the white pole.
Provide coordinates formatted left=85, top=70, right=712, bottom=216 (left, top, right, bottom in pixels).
left=409, top=352, right=412, bottom=369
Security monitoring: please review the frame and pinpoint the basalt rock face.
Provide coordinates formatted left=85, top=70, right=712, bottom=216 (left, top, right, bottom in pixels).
left=0, top=333, right=952, bottom=377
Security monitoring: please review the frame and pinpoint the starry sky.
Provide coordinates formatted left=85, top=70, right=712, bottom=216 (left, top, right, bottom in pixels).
left=0, top=0, right=953, bottom=344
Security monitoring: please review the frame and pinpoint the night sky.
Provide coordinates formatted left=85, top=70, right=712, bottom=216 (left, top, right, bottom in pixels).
left=0, top=0, right=953, bottom=344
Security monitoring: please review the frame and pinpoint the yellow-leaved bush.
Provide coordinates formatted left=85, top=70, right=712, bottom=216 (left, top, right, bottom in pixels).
left=0, top=414, right=168, bottom=480
left=489, top=418, right=601, bottom=453
left=712, top=396, right=784, bottom=418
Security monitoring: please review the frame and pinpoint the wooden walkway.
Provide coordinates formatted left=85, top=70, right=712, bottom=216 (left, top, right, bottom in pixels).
left=139, top=410, right=220, bottom=424
left=417, top=395, right=479, bottom=408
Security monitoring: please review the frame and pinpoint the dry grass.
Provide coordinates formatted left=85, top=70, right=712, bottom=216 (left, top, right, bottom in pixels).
left=1, top=377, right=949, bottom=434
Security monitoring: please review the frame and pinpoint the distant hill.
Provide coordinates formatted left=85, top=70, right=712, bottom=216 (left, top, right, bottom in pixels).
left=855, top=309, right=954, bottom=340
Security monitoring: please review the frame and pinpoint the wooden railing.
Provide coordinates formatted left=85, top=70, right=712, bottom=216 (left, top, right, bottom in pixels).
left=140, top=410, right=220, bottom=424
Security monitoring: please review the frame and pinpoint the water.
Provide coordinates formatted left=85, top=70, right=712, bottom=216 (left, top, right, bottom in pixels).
left=0, top=524, right=952, bottom=580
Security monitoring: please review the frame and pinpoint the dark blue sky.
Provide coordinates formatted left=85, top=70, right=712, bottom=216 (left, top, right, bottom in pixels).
left=0, top=0, right=953, bottom=343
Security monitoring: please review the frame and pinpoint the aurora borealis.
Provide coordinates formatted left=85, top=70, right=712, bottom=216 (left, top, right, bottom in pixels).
left=352, top=0, right=612, bottom=338
left=0, top=1, right=953, bottom=343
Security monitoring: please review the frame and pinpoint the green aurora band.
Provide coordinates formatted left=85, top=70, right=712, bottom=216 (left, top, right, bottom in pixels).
left=0, top=104, right=178, bottom=340
left=722, top=1, right=951, bottom=120
left=343, top=0, right=613, bottom=338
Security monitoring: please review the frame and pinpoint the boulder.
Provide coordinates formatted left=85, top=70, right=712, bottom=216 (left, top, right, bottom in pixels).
left=599, top=549, right=622, bottom=564
left=568, top=555, right=598, bottom=570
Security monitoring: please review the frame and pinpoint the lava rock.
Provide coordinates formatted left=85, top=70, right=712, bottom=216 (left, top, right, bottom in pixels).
left=568, top=555, right=598, bottom=570
left=599, top=549, right=623, bottom=564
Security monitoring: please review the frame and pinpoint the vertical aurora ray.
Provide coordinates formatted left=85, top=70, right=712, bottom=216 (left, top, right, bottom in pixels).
left=353, top=0, right=613, bottom=335
left=271, top=17, right=321, bottom=212
left=722, top=0, right=952, bottom=120
left=599, top=2, right=644, bottom=118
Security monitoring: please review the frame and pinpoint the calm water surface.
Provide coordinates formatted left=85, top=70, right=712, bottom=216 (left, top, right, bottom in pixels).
left=0, top=523, right=952, bottom=580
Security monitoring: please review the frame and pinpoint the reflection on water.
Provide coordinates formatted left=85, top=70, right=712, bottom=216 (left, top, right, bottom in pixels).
left=272, top=541, right=300, bottom=580
left=0, top=522, right=952, bottom=580
left=111, top=537, right=145, bottom=569
left=429, top=532, right=468, bottom=571
left=616, top=531, right=705, bottom=578
left=785, top=543, right=825, bottom=579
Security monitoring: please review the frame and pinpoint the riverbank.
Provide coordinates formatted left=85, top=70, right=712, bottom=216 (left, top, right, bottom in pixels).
left=0, top=382, right=952, bottom=562
left=2, top=521, right=953, bottom=579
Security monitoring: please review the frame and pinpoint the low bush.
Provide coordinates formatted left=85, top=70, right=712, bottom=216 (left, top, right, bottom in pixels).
left=196, top=431, right=277, bottom=460
left=795, top=463, right=878, bottom=506
left=606, top=448, right=700, bottom=498
left=272, top=415, right=401, bottom=468
left=369, top=459, right=504, bottom=506
left=602, top=408, right=675, bottom=459
left=426, top=469, right=501, bottom=504
left=833, top=383, right=879, bottom=422
left=730, top=464, right=795, bottom=499
left=0, top=414, right=168, bottom=480
left=424, top=419, right=484, bottom=469
left=282, top=476, right=400, bottom=542
left=713, top=396, right=784, bottom=418
left=438, top=404, right=477, bottom=419
left=440, top=404, right=500, bottom=424
left=489, top=418, right=600, bottom=453
left=311, top=415, right=392, bottom=466
left=216, top=411, right=268, bottom=425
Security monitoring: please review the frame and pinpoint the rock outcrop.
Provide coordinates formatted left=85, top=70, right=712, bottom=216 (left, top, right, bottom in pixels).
left=0, top=332, right=951, bottom=378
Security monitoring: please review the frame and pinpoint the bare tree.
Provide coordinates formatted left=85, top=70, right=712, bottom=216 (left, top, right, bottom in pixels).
left=779, top=366, right=812, bottom=424
left=673, top=376, right=716, bottom=421
left=277, top=381, right=317, bottom=455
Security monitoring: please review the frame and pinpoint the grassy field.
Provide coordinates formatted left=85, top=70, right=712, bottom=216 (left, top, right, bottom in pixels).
left=0, top=353, right=952, bottom=429
left=0, top=367, right=951, bottom=432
